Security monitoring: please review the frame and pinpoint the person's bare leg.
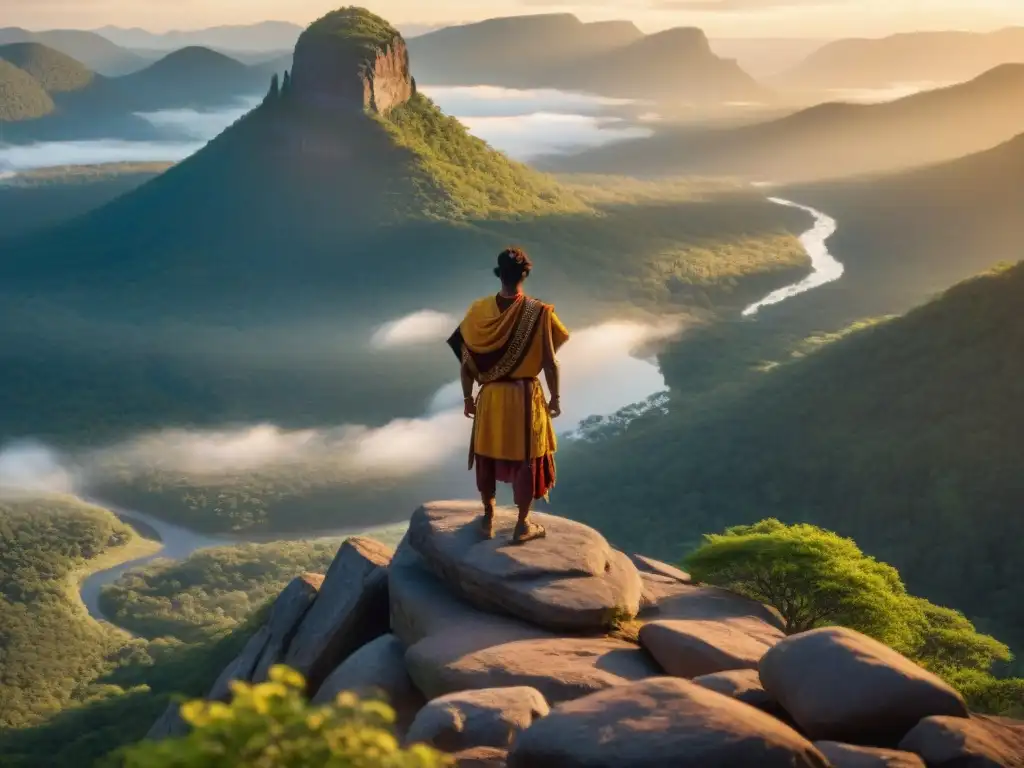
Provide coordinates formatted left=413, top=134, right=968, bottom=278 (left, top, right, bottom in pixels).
left=512, top=486, right=546, bottom=544
left=481, top=494, right=496, bottom=539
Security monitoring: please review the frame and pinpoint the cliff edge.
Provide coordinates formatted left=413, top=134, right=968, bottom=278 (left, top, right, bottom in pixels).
left=290, top=7, right=414, bottom=114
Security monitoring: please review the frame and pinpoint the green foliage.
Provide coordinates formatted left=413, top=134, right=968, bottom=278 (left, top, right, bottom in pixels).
left=118, top=666, right=450, bottom=768
left=304, top=7, right=402, bottom=61
left=686, top=519, right=913, bottom=643
left=685, top=518, right=1024, bottom=715
left=0, top=60, right=54, bottom=121
left=100, top=541, right=340, bottom=642
left=379, top=93, right=585, bottom=219
left=0, top=42, right=95, bottom=93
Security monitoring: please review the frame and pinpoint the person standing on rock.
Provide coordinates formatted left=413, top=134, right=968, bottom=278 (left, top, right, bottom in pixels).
left=447, top=247, right=570, bottom=544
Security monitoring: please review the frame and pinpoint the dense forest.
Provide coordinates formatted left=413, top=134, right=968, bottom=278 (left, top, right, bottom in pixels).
left=99, top=540, right=340, bottom=641
left=0, top=496, right=138, bottom=729
left=0, top=509, right=347, bottom=766
left=559, top=260, right=1024, bottom=663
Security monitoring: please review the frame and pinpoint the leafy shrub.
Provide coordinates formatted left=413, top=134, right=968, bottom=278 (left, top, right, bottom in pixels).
left=118, top=666, right=451, bottom=768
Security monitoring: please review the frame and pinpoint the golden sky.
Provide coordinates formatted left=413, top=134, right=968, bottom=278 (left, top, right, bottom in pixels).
left=5, top=0, right=1023, bottom=37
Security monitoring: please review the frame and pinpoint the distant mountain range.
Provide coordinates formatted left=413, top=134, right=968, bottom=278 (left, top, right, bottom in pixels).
left=779, top=27, right=1024, bottom=89
left=548, top=63, right=1024, bottom=183
left=408, top=13, right=766, bottom=103
left=0, top=27, right=146, bottom=75
left=94, top=21, right=305, bottom=53
left=0, top=42, right=274, bottom=142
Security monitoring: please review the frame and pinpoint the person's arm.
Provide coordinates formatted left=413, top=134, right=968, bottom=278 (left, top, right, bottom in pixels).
left=461, top=359, right=476, bottom=418
left=543, top=356, right=561, bottom=418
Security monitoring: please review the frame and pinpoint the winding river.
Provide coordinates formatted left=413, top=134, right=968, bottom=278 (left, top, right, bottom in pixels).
left=78, top=195, right=842, bottom=628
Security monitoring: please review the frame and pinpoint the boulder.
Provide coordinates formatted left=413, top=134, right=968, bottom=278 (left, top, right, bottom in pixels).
left=208, top=625, right=270, bottom=702
left=251, top=574, right=322, bottom=683
left=691, top=668, right=789, bottom=719
left=815, top=742, right=926, bottom=767
left=389, top=538, right=509, bottom=648
left=312, top=634, right=425, bottom=736
left=639, top=618, right=777, bottom=678
left=507, top=677, right=829, bottom=767
left=284, top=537, right=392, bottom=695
left=452, top=747, right=508, bottom=767
left=759, top=627, right=969, bottom=744
left=406, top=687, right=549, bottom=752
left=899, top=714, right=1024, bottom=767
left=407, top=502, right=642, bottom=632
left=630, top=555, right=692, bottom=611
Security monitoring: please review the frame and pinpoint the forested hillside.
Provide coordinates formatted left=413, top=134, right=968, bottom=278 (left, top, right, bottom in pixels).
left=560, top=259, right=1024, bottom=659
left=0, top=497, right=148, bottom=728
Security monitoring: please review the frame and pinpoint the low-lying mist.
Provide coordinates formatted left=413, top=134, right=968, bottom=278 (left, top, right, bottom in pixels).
left=0, top=317, right=680, bottom=503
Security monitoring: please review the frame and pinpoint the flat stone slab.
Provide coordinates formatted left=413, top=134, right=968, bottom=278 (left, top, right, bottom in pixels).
left=816, top=741, right=926, bottom=767
left=640, top=618, right=777, bottom=678
left=408, top=502, right=642, bottom=632
left=406, top=687, right=549, bottom=752
left=644, top=581, right=786, bottom=639
left=899, top=714, right=1024, bottom=767
left=507, top=677, right=829, bottom=768
left=760, top=627, right=969, bottom=745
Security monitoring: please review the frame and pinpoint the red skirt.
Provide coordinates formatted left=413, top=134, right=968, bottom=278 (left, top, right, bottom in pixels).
left=475, top=454, right=556, bottom=506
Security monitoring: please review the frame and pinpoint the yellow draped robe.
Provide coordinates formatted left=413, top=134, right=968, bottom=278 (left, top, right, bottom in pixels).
left=451, top=295, right=570, bottom=463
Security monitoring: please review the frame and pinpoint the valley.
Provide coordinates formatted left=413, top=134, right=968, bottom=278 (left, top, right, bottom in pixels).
left=1, top=4, right=1023, bottom=766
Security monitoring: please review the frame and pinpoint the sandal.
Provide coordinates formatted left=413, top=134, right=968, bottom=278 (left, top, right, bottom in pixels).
left=512, top=521, right=547, bottom=545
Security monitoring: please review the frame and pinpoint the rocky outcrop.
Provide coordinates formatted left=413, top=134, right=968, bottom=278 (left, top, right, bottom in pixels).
left=251, top=574, right=322, bottom=683
left=507, top=677, right=829, bottom=767
left=283, top=537, right=392, bottom=695
left=408, top=502, right=642, bottom=632
left=312, top=634, right=424, bottom=736
left=759, top=627, right=969, bottom=744
left=290, top=8, right=414, bottom=114
left=150, top=500, right=1018, bottom=766
left=391, top=537, right=659, bottom=705
left=405, top=687, right=549, bottom=752
left=898, top=714, right=1024, bottom=767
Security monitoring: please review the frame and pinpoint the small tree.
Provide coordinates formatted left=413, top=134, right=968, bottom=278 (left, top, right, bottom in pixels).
left=119, top=666, right=451, bottom=768
left=685, top=519, right=914, bottom=646
left=907, top=597, right=1012, bottom=676
left=282, top=70, right=292, bottom=97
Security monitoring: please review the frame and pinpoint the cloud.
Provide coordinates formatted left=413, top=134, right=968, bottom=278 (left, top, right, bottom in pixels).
left=0, top=440, right=76, bottom=496
left=1, top=317, right=682, bottom=499
left=370, top=310, right=457, bottom=350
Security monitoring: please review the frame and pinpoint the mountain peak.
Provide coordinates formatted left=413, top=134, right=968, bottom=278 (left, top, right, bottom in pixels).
left=291, top=6, right=414, bottom=114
